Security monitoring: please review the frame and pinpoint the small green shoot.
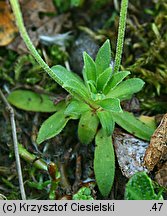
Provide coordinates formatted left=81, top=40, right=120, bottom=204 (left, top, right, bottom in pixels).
left=72, top=187, right=94, bottom=200
left=125, top=172, right=164, bottom=200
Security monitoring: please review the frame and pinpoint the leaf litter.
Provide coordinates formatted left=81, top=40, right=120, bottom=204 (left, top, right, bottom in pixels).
left=7, top=0, right=70, bottom=53
left=144, top=113, right=167, bottom=171
left=0, top=1, right=18, bottom=46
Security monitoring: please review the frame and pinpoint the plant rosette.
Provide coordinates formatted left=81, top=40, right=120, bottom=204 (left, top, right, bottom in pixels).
left=35, top=40, right=154, bottom=196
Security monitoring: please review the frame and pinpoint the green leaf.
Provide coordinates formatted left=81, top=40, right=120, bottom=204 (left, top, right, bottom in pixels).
left=83, top=52, right=96, bottom=84
left=91, top=92, right=105, bottom=101
left=97, top=98, right=122, bottom=112
left=104, top=71, right=130, bottom=94
left=37, top=108, right=71, bottom=144
left=7, top=90, right=62, bottom=112
left=94, top=129, right=115, bottom=197
left=97, top=110, right=115, bottom=136
left=63, top=79, right=89, bottom=100
left=139, top=115, right=156, bottom=130
left=64, top=100, right=90, bottom=116
left=112, top=111, right=154, bottom=141
left=96, top=67, right=112, bottom=92
left=125, top=172, right=163, bottom=200
left=106, top=78, right=145, bottom=100
left=78, top=110, right=99, bottom=144
left=87, top=80, right=97, bottom=93
left=51, top=65, right=89, bottom=101
left=95, top=39, right=111, bottom=77
left=72, top=187, right=94, bottom=200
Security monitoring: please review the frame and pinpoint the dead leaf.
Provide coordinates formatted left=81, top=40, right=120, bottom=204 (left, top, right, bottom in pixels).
left=155, top=161, right=167, bottom=187
left=8, top=0, right=69, bottom=54
left=113, top=129, right=148, bottom=178
left=0, top=1, right=18, bottom=46
left=8, top=0, right=55, bottom=52
left=19, top=0, right=56, bottom=28
left=8, top=0, right=70, bottom=53
left=144, top=113, right=167, bottom=171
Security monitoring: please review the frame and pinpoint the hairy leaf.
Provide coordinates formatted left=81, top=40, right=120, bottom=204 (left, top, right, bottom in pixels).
left=91, top=92, right=105, bottom=101
left=78, top=110, right=99, bottom=144
left=37, top=109, right=71, bottom=144
left=97, top=110, right=115, bottom=136
left=112, top=111, right=154, bottom=141
left=63, top=79, right=89, bottom=100
left=125, top=172, right=163, bottom=200
left=96, top=67, right=112, bottom=92
left=7, top=90, right=62, bottom=112
left=83, top=52, right=96, bottom=84
left=106, top=78, right=145, bottom=100
left=97, top=98, right=122, bottom=112
left=95, top=39, right=111, bottom=77
left=64, top=99, right=90, bottom=116
left=104, top=71, right=130, bottom=94
left=94, top=129, right=115, bottom=197
left=51, top=65, right=89, bottom=100
left=87, top=80, right=97, bottom=93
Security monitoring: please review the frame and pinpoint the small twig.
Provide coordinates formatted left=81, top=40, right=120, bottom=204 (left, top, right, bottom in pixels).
left=72, top=155, right=82, bottom=193
left=59, top=163, right=71, bottom=194
left=0, top=89, right=26, bottom=200
left=31, top=113, right=41, bottom=153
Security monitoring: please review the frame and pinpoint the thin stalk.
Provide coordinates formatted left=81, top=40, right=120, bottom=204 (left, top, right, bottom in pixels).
left=0, top=89, right=26, bottom=200
left=9, top=0, right=61, bottom=85
left=114, top=0, right=129, bottom=73
left=18, top=144, right=48, bottom=171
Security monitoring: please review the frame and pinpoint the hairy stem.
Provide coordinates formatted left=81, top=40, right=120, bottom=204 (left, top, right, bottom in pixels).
left=9, top=0, right=62, bottom=84
left=114, top=0, right=129, bottom=73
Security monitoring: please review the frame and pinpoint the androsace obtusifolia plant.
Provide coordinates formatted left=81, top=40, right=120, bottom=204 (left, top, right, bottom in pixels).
left=10, top=0, right=155, bottom=196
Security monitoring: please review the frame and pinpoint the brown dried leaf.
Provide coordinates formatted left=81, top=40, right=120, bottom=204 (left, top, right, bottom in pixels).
left=8, top=14, right=69, bottom=53
left=155, top=161, right=167, bottom=187
left=0, top=1, right=18, bottom=46
left=8, top=0, right=69, bottom=53
left=8, top=0, right=55, bottom=52
left=113, top=129, right=148, bottom=178
left=19, top=0, right=56, bottom=28
left=144, top=113, right=167, bottom=171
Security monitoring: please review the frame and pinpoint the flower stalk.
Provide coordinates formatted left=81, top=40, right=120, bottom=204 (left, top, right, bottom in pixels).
left=114, top=0, right=129, bottom=73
